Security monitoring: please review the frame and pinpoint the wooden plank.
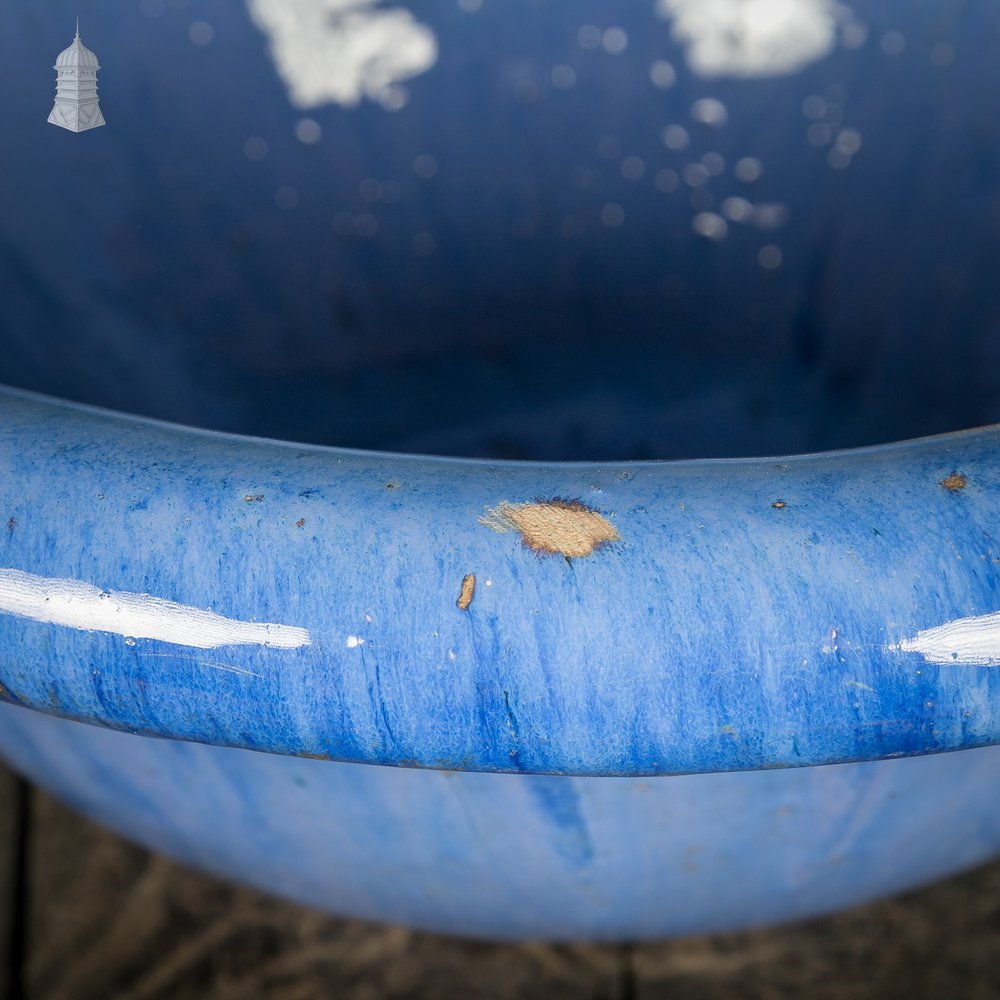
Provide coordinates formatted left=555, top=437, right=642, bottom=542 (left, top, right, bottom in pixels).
left=632, top=858, right=1000, bottom=999
left=0, top=765, right=24, bottom=1000
left=27, top=781, right=1000, bottom=999
left=25, top=790, right=624, bottom=1000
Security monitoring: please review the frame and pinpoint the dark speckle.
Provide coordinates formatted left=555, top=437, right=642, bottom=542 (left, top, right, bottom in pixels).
left=295, top=518, right=305, bottom=528
left=6, top=516, right=15, bottom=536
left=385, top=480, right=401, bottom=490
left=244, top=494, right=264, bottom=503
left=941, top=473, right=967, bottom=492
left=771, top=500, right=788, bottom=509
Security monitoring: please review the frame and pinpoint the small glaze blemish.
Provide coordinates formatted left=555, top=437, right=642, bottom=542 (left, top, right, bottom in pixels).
left=456, top=573, right=476, bottom=610
left=941, top=472, right=967, bottom=491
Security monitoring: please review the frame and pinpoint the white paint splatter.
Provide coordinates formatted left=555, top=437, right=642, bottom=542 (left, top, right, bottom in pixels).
left=246, top=0, right=437, bottom=109
left=656, top=0, right=853, bottom=79
left=345, top=634, right=365, bottom=648
left=0, top=568, right=310, bottom=650
left=897, top=611, right=1000, bottom=666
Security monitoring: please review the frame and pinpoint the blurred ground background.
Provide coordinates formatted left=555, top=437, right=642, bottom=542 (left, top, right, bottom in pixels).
left=3, top=762, right=1000, bottom=1000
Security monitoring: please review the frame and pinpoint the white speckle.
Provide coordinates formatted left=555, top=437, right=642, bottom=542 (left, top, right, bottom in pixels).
left=294, top=118, right=322, bottom=144
left=835, top=128, right=862, bottom=155
left=721, top=196, right=753, bottom=221
left=602, top=27, right=628, bottom=54
left=364, top=614, right=374, bottom=623
left=654, top=168, right=679, bottom=192
left=600, top=202, right=625, bottom=227
left=802, top=94, right=826, bottom=119
left=551, top=64, right=576, bottom=89
left=898, top=611, right=1000, bottom=666
left=577, top=24, right=602, bottom=50
left=243, top=136, right=268, bottom=161
left=485, top=579, right=493, bottom=586
left=345, top=634, right=365, bottom=648
left=621, top=155, right=646, bottom=180
left=447, top=648, right=457, bottom=661
left=650, top=59, right=676, bottom=88
left=690, top=97, right=728, bottom=127
left=880, top=29, right=906, bottom=56
left=692, top=212, right=727, bottom=240
left=734, top=156, right=762, bottom=182
left=661, top=124, right=690, bottom=150
left=758, top=244, right=783, bottom=269
left=413, top=153, right=438, bottom=178
left=378, top=85, right=410, bottom=111
left=753, top=202, right=789, bottom=230
left=807, top=122, right=834, bottom=146
left=189, top=20, right=214, bottom=45
left=683, top=163, right=710, bottom=187
left=0, top=568, right=310, bottom=650
left=701, top=151, right=725, bottom=176
left=827, top=147, right=851, bottom=169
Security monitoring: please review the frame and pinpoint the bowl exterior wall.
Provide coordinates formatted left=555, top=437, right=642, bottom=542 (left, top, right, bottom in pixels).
left=3, top=702, right=999, bottom=940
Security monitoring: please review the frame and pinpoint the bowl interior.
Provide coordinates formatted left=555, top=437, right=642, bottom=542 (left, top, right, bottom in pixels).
left=4, top=1, right=1000, bottom=460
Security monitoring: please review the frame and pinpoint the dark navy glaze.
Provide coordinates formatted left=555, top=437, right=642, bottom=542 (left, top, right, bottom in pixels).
left=3, top=2, right=1000, bottom=458
left=2, top=388, right=1000, bottom=775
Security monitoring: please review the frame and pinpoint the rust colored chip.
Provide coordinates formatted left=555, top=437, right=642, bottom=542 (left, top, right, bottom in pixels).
left=479, top=498, right=620, bottom=559
left=456, top=573, right=476, bottom=610
left=941, top=473, right=967, bottom=491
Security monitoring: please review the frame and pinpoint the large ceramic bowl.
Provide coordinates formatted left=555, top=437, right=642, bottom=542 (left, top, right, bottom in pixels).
left=2, top=0, right=1000, bottom=940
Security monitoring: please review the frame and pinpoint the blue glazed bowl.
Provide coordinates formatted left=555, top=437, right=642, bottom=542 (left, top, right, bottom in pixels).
left=3, top=1, right=1000, bottom=939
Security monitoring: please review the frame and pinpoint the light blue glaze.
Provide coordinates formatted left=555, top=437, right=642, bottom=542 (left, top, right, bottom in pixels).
left=2, top=388, right=1000, bottom=775
left=3, top=703, right=1000, bottom=940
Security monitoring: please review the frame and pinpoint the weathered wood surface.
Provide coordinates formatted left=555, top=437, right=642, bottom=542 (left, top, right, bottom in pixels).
left=0, top=766, right=21, bottom=1000
left=3, top=763, right=1000, bottom=999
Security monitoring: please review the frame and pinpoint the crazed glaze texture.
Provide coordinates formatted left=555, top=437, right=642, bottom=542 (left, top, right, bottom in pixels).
left=2, top=387, right=1000, bottom=775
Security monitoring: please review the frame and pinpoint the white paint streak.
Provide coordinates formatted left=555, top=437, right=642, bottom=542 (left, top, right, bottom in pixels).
left=0, top=568, right=310, bottom=650
left=246, top=0, right=437, bottom=109
left=656, top=0, right=851, bottom=79
left=898, top=611, right=1000, bottom=666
